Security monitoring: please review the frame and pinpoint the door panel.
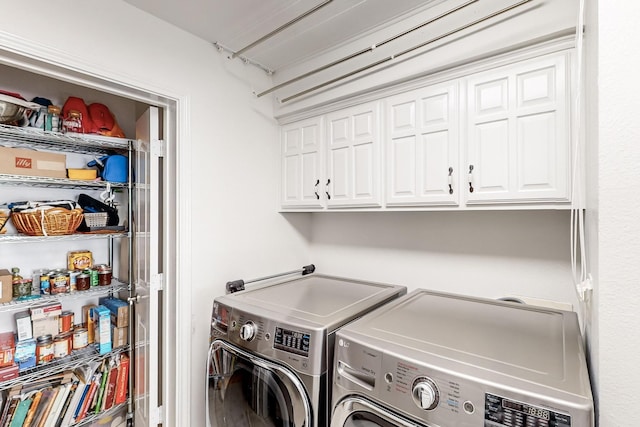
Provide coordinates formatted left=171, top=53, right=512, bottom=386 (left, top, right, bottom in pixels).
left=134, top=106, right=161, bottom=427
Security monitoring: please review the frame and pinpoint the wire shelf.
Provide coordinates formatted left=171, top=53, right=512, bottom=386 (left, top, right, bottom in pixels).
left=0, top=345, right=130, bottom=389
left=0, top=173, right=128, bottom=190
left=74, top=402, right=128, bottom=427
left=0, top=123, right=131, bottom=155
left=0, top=231, right=129, bottom=244
left=0, top=281, right=129, bottom=312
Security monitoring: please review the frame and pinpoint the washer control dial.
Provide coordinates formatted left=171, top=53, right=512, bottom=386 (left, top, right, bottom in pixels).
left=411, top=377, right=439, bottom=410
left=239, top=321, right=257, bottom=341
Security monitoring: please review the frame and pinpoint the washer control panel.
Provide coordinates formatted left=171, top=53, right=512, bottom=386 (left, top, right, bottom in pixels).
left=485, top=394, right=572, bottom=427
left=411, top=377, right=439, bottom=410
left=274, top=327, right=311, bottom=357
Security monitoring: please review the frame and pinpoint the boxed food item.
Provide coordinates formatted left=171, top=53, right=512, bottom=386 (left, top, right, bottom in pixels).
left=15, top=311, right=33, bottom=341
left=30, top=302, right=62, bottom=320
left=0, top=363, right=18, bottom=382
left=99, top=297, right=129, bottom=328
left=0, top=146, right=66, bottom=178
left=68, top=250, right=93, bottom=270
left=14, top=338, right=36, bottom=371
left=82, top=304, right=97, bottom=343
left=92, top=305, right=112, bottom=355
left=0, top=269, right=11, bottom=303
left=111, top=325, right=128, bottom=348
left=32, top=317, right=58, bottom=338
left=67, top=168, right=98, bottom=180
left=0, top=332, right=15, bottom=367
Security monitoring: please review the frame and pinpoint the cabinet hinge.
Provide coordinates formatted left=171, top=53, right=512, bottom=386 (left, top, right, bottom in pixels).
left=150, top=405, right=164, bottom=425
left=151, top=139, right=165, bottom=157
left=151, top=273, right=164, bottom=292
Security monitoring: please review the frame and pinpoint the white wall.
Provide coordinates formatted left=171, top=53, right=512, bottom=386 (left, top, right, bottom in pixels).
left=0, top=1, right=312, bottom=426
left=587, top=1, right=640, bottom=425
left=308, top=210, right=578, bottom=307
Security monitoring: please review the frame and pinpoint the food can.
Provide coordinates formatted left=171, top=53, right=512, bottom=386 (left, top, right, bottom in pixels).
left=50, top=273, right=69, bottom=294
left=76, top=273, right=90, bottom=291
left=59, top=311, right=74, bottom=334
left=68, top=270, right=80, bottom=292
left=39, top=272, right=51, bottom=295
left=89, top=268, right=99, bottom=287
left=36, top=334, right=54, bottom=365
left=13, top=279, right=32, bottom=299
left=73, top=328, right=88, bottom=350
left=53, top=335, right=69, bottom=358
left=98, top=266, right=113, bottom=286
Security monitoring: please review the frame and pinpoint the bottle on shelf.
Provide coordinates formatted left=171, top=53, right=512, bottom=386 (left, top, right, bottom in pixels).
left=11, top=267, right=22, bottom=284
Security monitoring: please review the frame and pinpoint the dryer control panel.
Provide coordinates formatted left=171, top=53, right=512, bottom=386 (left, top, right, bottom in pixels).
left=485, top=394, right=572, bottom=427
left=274, top=327, right=311, bottom=357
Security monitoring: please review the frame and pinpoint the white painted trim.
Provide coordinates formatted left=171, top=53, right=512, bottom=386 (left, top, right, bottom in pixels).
left=0, top=30, right=192, bottom=427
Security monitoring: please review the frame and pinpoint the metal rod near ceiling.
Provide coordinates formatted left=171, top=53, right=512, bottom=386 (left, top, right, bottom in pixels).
left=231, top=0, right=334, bottom=59
left=279, top=0, right=533, bottom=104
left=256, top=0, right=479, bottom=98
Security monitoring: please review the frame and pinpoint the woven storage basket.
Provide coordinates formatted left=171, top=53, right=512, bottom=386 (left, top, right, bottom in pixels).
left=11, top=207, right=84, bottom=236
left=0, top=210, right=8, bottom=234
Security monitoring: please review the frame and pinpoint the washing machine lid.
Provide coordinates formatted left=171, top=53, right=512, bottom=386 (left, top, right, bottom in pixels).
left=340, top=289, right=591, bottom=396
left=219, top=274, right=406, bottom=332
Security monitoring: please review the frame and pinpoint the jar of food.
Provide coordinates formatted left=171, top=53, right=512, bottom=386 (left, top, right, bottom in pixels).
left=11, top=267, right=22, bottom=284
left=76, top=272, right=90, bottom=291
left=62, top=110, right=83, bottom=134
left=73, top=328, right=88, bottom=350
left=98, top=266, right=113, bottom=286
left=59, top=311, right=74, bottom=334
left=36, top=334, right=54, bottom=365
left=53, top=335, right=69, bottom=358
left=46, top=105, right=61, bottom=132
left=13, top=279, right=32, bottom=299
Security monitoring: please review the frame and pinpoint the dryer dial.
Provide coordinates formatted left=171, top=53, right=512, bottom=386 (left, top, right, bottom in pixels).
left=412, top=377, right=439, bottom=410
left=239, top=321, right=257, bottom=341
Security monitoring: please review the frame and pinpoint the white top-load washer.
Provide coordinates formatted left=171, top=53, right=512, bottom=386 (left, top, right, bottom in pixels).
left=331, top=289, right=594, bottom=427
left=207, top=274, right=406, bottom=427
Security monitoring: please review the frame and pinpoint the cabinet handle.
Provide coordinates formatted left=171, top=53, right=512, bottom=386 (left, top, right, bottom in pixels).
left=448, top=167, right=454, bottom=195
left=468, top=165, right=474, bottom=193
left=314, top=179, right=320, bottom=200
left=325, top=179, right=331, bottom=200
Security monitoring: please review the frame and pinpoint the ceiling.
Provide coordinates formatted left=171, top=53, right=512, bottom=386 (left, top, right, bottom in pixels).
left=123, top=0, right=444, bottom=72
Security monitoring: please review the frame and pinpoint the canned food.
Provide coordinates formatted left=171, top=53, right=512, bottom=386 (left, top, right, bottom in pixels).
left=39, top=272, right=51, bottom=295
left=50, top=273, right=69, bottom=294
left=84, top=268, right=99, bottom=287
left=73, top=328, right=88, bottom=350
left=68, top=270, right=80, bottom=292
left=59, top=311, right=74, bottom=334
left=53, top=335, right=69, bottom=358
left=13, top=279, right=32, bottom=298
left=36, top=334, right=54, bottom=365
left=76, top=273, right=90, bottom=291
left=98, top=267, right=113, bottom=286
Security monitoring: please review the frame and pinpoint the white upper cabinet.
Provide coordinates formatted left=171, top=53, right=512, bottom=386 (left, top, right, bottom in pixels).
left=465, top=53, right=570, bottom=204
left=326, top=102, right=382, bottom=208
left=281, top=117, right=324, bottom=208
left=385, top=81, right=459, bottom=206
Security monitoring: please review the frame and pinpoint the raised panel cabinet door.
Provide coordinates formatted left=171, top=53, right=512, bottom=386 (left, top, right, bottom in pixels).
left=326, top=102, right=381, bottom=207
left=465, top=53, right=569, bottom=204
left=280, top=117, right=324, bottom=208
left=386, top=82, right=459, bottom=206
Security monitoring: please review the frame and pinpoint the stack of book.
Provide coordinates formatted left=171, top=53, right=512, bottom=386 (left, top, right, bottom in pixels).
left=0, top=353, right=129, bottom=427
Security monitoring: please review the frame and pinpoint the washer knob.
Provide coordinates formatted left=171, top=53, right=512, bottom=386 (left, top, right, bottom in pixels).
left=412, top=378, right=439, bottom=410
left=239, top=321, right=257, bottom=341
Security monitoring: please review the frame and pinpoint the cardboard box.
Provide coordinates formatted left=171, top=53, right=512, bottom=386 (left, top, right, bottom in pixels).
left=82, top=304, right=97, bottom=344
left=92, top=305, right=112, bottom=355
left=15, top=311, right=33, bottom=341
left=32, top=317, right=58, bottom=338
left=0, top=269, right=11, bottom=304
left=0, top=332, right=15, bottom=367
left=0, top=146, right=66, bottom=178
left=14, top=338, right=36, bottom=371
left=111, top=325, right=128, bottom=348
left=99, top=297, right=129, bottom=328
left=0, top=363, right=18, bottom=382
left=30, top=302, right=62, bottom=320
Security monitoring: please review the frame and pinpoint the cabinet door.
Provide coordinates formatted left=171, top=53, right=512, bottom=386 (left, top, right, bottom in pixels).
left=134, top=107, right=162, bottom=427
left=386, top=82, right=459, bottom=206
left=281, top=117, right=324, bottom=208
left=465, top=53, right=570, bottom=204
left=326, top=102, right=381, bottom=208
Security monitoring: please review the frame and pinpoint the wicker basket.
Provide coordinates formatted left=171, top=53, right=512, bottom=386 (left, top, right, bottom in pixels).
left=0, top=210, right=8, bottom=234
left=11, top=207, right=84, bottom=236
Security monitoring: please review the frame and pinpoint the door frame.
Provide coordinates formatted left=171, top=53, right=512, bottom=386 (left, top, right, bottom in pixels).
left=0, top=31, right=191, bottom=427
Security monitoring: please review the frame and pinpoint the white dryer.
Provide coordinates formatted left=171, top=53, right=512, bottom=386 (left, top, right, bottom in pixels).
left=207, top=274, right=406, bottom=427
left=331, top=289, right=594, bottom=427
